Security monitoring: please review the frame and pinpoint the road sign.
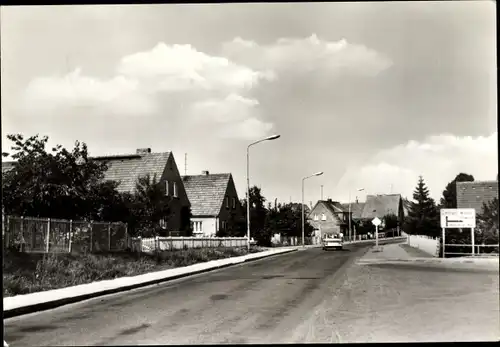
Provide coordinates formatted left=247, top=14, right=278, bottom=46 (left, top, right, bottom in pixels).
left=440, top=208, right=476, bottom=228
left=372, top=217, right=382, bottom=226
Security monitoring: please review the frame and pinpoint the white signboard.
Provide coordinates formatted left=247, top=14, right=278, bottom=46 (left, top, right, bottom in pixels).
left=371, top=217, right=382, bottom=227
left=440, top=208, right=476, bottom=228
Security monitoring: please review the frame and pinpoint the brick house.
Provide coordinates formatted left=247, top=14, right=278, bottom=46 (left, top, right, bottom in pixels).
left=308, top=199, right=351, bottom=237
left=182, top=171, right=244, bottom=237
left=456, top=180, right=499, bottom=214
left=93, top=148, right=191, bottom=234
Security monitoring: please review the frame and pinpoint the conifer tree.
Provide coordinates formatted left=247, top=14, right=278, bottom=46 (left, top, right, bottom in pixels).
left=404, top=176, right=440, bottom=237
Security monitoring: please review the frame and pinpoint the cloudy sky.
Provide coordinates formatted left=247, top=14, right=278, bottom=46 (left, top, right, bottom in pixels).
left=1, top=2, right=497, bottom=206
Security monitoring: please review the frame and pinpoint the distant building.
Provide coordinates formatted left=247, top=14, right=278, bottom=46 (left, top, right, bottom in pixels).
left=308, top=199, right=351, bottom=236
left=182, top=171, right=244, bottom=237
left=360, top=194, right=405, bottom=228
left=456, top=180, right=499, bottom=214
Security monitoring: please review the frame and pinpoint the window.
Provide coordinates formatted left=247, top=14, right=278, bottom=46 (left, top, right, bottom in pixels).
left=173, top=182, right=178, bottom=198
left=165, top=180, right=169, bottom=196
left=226, top=196, right=229, bottom=208
left=160, top=218, right=167, bottom=229
left=193, top=221, right=203, bottom=232
left=232, top=197, right=236, bottom=209
left=321, top=213, right=327, bottom=221
left=314, top=214, right=318, bottom=221
left=222, top=221, right=227, bottom=230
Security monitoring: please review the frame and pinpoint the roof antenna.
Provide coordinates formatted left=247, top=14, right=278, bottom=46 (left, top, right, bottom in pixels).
left=184, top=153, right=187, bottom=175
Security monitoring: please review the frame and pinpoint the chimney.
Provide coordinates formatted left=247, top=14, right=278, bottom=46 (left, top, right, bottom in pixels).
left=355, top=198, right=359, bottom=204
left=136, top=148, right=151, bottom=154
left=202, top=170, right=209, bottom=175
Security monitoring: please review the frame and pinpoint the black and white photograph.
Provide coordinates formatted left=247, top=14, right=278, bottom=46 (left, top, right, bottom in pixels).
left=1, top=1, right=498, bottom=345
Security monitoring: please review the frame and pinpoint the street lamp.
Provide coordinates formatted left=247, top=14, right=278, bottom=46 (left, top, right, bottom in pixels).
left=349, top=188, right=365, bottom=242
left=247, top=134, right=281, bottom=251
left=302, top=171, right=324, bottom=248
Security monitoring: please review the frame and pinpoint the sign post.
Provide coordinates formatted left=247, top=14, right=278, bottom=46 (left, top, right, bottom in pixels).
left=372, top=217, right=382, bottom=249
left=440, top=208, right=476, bottom=258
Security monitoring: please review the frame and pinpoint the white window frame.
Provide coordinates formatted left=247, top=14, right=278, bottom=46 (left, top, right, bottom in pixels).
left=173, top=181, right=178, bottom=198
left=232, top=197, right=236, bottom=209
left=165, top=180, right=169, bottom=196
left=314, top=214, right=319, bottom=221
left=226, top=197, right=229, bottom=208
left=321, top=213, right=327, bottom=221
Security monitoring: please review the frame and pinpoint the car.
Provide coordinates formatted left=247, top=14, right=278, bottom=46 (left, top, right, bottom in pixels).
left=322, top=234, right=344, bottom=251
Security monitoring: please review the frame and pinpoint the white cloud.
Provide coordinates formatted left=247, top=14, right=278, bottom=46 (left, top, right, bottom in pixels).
left=218, top=117, right=274, bottom=140
left=222, top=34, right=393, bottom=77
left=335, top=132, right=498, bottom=202
left=21, top=42, right=275, bottom=139
left=117, top=42, right=274, bottom=91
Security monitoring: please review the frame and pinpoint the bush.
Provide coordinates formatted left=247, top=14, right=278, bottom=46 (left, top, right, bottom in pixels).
left=3, top=247, right=253, bottom=297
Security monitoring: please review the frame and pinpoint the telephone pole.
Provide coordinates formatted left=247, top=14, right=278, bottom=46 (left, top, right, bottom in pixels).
left=184, top=153, right=187, bottom=175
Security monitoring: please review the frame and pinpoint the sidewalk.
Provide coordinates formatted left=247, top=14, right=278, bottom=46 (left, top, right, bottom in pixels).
left=357, top=243, right=499, bottom=272
left=4, top=247, right=298, bottom=319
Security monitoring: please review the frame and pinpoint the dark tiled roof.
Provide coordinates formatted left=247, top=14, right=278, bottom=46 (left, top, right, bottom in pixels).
left=361, top=194, right=401, bottom=219
left=456, top=180, right=499, bottom=213
left=340, top=202, right=366, bottom=219
left=182, top=173, right=232, bottom=217
left=93, top=152, right=172, bottom=193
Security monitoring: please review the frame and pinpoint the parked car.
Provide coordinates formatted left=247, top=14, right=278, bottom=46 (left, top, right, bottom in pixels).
left=322, top=234, right=343, bottom=251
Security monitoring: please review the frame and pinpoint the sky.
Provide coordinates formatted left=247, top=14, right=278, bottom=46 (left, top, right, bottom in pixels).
left=1, top=2, right=497, bottom=207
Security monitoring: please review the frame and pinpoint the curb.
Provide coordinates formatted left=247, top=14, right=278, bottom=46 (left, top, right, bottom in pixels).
left=3, top=248, right=298, bottom=319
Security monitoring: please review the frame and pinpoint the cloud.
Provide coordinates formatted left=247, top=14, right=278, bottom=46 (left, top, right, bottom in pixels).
left=222, top=34, right=393, bottom=77
left=21, top=42, right=275, bottom=139
left=218, top=117, right=274, bottom=140
left=117, top=42, right=275, bottom=91
left=335, top=132, right=498, bottom=202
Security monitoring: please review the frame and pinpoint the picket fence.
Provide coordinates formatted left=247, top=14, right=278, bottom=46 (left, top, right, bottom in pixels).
left=130, top=236, right=248, bottom=253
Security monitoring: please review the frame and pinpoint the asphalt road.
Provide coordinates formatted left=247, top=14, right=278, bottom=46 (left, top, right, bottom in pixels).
left=4, top=241, right=499, bottom=345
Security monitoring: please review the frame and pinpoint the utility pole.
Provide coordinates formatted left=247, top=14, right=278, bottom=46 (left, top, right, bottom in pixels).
left=184, top=153, right=187, bottom=175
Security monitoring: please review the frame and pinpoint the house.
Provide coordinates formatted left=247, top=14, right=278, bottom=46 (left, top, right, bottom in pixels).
left=182, top=171, right=244, bottom=237
left=92, top=148, right=191, bottom=234
left=340, top=200, right=366, bottom=221
left=360, top=194, right=405, bottom=228
left=456, top=180, right=499, bottom=214
left=308, top=199, right=351, bottom=237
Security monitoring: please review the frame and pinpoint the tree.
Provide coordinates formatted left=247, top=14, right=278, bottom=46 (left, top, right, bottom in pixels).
left=128, top=173, right=173, bottom=237
left=383, top=213, right=399, bottom=230
left=2, top=134, right=113, bottom=220
left=404, top=176, right=440, bottom=237
left=476, top=198, right=499, bottom=249
left=439, top=173, right=475, bottom=208
left=241, top=186, right=269, bottom=246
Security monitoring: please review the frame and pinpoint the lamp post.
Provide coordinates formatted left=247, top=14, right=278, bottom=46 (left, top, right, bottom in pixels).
left=349, top=188, right=364, bottom=242
left=302, top=172, right=324, bottom=248
left=246, top=134, right=281, bottom=251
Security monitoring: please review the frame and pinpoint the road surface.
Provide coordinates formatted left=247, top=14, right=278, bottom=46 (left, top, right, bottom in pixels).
left=4, top=243, right=499, bottom=345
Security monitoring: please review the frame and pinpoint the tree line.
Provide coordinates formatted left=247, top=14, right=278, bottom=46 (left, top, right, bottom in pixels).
left=2, top=134, right=313, bottom=244
left=1, top=134, right=191, bottom=237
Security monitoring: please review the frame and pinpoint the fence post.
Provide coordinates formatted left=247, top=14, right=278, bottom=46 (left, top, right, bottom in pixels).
left=89, top=221, right=93, bottom=253
left=20, top=216, right=24, bottom=251
left=125, top=224, right=128, bottom=250
left=46, top=218, right=51, bottom=252
left=69, top=219, right=73, bottom=253
left=108, top=223, right=112, bottom=251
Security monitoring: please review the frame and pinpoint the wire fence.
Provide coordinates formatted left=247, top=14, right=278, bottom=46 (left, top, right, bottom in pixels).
left=3, top=215, right=128, bottom=254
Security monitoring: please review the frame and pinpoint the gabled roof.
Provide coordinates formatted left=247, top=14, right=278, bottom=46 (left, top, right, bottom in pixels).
left=92, top=152, right=172, bottom=193
left=361, top=194, right=402, bottom=219
left=456, top=180, right=499, bottom=213
left=2, top=152, right=174, bottom=195
left=340, top=202, right=366, bottom=219
left=182, top=173, right=232, bottom=217
left=309, top=200, right=347, bottom=222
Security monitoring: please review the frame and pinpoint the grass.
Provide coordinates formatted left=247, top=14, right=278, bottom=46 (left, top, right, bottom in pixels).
left=3, top=246, right=264, bottom=297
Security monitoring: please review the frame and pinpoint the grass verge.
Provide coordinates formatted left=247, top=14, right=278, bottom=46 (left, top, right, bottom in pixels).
left=3, top=247, right=264, bottom=297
